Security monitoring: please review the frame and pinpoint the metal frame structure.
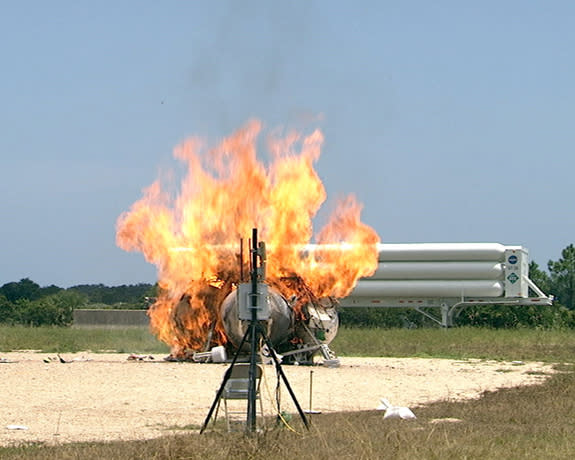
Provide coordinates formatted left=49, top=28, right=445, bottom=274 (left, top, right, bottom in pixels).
left=339, top=288, right=553, bottom=327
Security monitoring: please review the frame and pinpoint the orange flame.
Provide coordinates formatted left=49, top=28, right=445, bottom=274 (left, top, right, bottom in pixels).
left=116, top=120, right=379, bottom=355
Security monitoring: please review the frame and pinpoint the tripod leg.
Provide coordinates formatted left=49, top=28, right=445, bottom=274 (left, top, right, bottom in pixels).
left=212, top=397, right=221, bottom=427
left=260, top=327, right=310, bottom=430
left=200, top=326, right=251, bottom=434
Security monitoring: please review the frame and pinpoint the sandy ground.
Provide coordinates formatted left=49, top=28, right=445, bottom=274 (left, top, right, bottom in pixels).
left=0, top=352, right=554, bottom=446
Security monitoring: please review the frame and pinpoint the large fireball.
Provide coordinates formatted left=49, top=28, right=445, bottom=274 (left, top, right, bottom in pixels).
left=116, top=120, right=379, bottom=356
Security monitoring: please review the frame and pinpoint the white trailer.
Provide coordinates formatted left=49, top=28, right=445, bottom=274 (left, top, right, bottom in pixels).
left=340, top=243, right=553, bottom=327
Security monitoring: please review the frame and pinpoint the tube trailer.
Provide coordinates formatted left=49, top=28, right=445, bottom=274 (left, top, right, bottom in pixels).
left=340, top=243, right=553, bottom=327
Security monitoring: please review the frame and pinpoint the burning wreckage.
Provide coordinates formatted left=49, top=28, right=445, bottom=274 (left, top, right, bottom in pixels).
left=116, top=121, right=380, bottom=364
left=165, top=243, right=345, bottom=365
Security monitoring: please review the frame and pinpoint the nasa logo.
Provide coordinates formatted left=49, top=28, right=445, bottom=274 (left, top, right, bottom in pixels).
left=508, top=255, right=518, bottom=265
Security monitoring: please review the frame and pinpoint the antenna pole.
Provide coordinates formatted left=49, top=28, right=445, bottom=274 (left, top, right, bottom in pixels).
left=247, top=228, right=259, bottom=431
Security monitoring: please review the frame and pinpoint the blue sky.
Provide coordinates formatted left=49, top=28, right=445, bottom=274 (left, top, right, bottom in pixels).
left=1, top=1, right=573, bottom=287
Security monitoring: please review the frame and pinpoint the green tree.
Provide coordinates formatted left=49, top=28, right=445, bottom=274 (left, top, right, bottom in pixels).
left=548, top=244, right=575, bottom=309
left=39, top=284, right=63, bottom=297
left=0, top=278, right=41, bottom=302
left=67, top=283, right=154, bottom=308
left=14, top=291, right=82, bottom=326
left=0, top=294, right=15, bottom=323
left=529, top=261, right=551, bottom=295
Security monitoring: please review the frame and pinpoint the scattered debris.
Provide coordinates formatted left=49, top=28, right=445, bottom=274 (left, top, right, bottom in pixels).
left=6, top=425, right=28, bottom=430
left=162, top=346, right=228, bottom=363
left=377, top=398, right=416, bottom=420
left=43, top=356, right=69, bottom=363
left=192, top=346, right=227, bottom=363
left=429, top=418, right=462, bottom=424
left=43, top=355, right=92, bottom=363
left=163, top=355, right=181, bottom=362
left=127, top=354, right=155, bottom=361
left=322, top=358, right=340, bottom=368
left=70, top=356, right=93, bottom=362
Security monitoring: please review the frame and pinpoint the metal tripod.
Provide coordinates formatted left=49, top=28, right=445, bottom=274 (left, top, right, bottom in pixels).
left=200, top=229, right=309, bottom=434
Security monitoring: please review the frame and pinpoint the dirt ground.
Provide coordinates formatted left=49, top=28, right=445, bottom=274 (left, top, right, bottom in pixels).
left=0, top=352, right=554, bottom=446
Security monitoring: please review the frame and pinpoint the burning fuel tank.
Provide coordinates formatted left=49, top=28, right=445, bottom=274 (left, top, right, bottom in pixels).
left=220, top=287, right=293, bottom=348
left=220, top=285, right=339, bottom=364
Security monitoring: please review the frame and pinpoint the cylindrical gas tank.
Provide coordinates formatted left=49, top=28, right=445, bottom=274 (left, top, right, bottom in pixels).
left=368, top=261, right=504, bottom=280
left=377, top=243, right=506, bottom=262
left=351, top=279, right=505, bottom=298
left=220, top=287, right=293, bottom=349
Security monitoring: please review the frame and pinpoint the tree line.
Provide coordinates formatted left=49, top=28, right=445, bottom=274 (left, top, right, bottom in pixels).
left=0, top=280, right=156, bottom=326
left=1, top=244, right=574, bottom=327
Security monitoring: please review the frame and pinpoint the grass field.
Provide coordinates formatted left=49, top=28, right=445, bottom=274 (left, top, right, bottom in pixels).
left=0, top=325, right=169, bottom=354
left=2, top=325, right=573, bottom=363
left=1, top=325, right=574, bottom=459
left=333, top=326, right=575, bottom=363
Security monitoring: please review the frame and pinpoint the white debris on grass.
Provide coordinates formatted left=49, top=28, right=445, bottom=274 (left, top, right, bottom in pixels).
left=377, top=398, right=416, bottom=420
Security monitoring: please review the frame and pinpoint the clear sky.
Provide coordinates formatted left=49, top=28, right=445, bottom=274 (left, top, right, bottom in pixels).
left=1, top=1, right=573, bottom=287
